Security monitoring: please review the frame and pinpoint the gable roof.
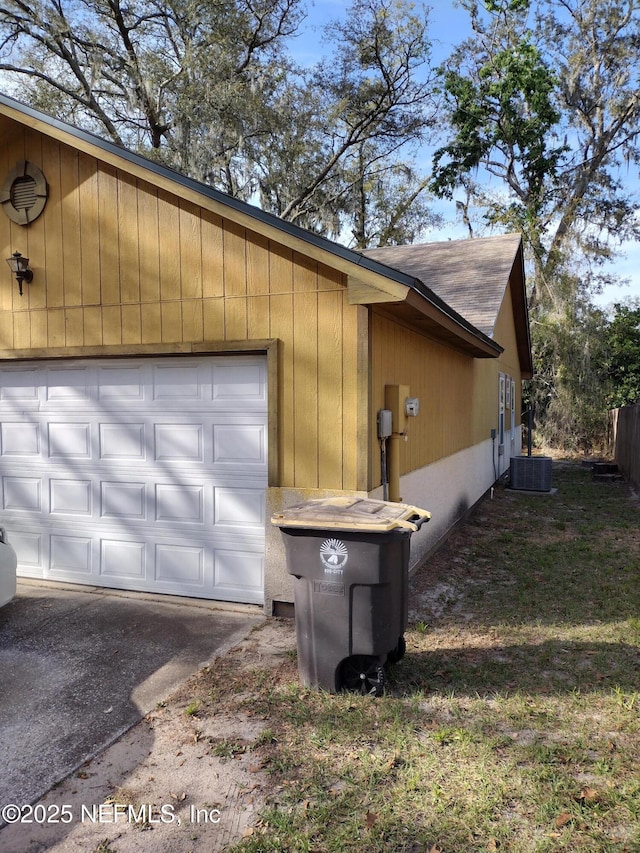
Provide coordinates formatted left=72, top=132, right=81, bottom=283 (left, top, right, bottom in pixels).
left=362, top=234, right=533, bottom=377
left=0, top=92, right=528, bottom=366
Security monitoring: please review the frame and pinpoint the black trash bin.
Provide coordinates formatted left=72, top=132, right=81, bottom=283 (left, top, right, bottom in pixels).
left=271, top=497, right=430, bottom=695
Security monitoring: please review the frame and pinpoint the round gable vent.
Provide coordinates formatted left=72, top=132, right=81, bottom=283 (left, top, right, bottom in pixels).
left=1, top=161, right=48, bottom=225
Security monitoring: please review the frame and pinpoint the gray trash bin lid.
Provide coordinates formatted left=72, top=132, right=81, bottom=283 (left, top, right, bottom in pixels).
left=271, top=497, right=430, bottom=533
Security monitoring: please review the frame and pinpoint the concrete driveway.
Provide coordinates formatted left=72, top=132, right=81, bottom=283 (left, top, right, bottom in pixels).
left=0, top=580, right=263, bottom=814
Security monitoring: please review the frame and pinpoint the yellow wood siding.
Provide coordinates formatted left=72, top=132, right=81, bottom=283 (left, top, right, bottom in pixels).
left=370, top=280, right=525, bottom=488
left=493, top=282, right=522, bottom=421
left=370, top=310, right=475, bottom=487
left=0, top=122, right=365, bottom=492
left=471, top=283, right=523, bottom=445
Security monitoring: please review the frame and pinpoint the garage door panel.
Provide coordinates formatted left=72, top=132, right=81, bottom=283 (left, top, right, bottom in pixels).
left=155, top=423, right=203, bottom=462
left=101, top=481, right=147, bottom=521
left=100, top=539, right=146, bottom=580
left=45, top=366, right=93, bottom=403
left=155, top=543, right=205, bottom=587
left=213, top=487, right=265, bottom=529
left=212, top=361, right=267, bottom=406
left=214, top=549, right=264, bottom=601
left=50, top=479, right=92, bottom=517
left=152, top=364, right=205, bottom=402
left=155, top=483, right=204, bottom=524
left=48, top=422, right=92, bottom=459
left=213, top=423, right=266, bottom=467
left=97, top=366, right=144, bottom=401
left=1, top=422, right=40, bottom=456
left=3, top=473, right=267, bottom=532
left=50, top=535, right=93, bottom=576
left=8, top=530, right=42, bottom=574
left=0, top=368, right=40, bottom=401
left=3, top=476, right=42, bottom=513
left=99, top=422, right=147, bottom=461
left=4, top=355, right=267, bottom=603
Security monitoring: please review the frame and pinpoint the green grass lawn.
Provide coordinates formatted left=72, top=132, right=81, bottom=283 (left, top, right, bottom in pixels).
left=203, top=462, right=640, bottom=852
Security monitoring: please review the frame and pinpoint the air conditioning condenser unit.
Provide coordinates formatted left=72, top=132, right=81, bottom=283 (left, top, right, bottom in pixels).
left=510, top=456, right=553, bottom=492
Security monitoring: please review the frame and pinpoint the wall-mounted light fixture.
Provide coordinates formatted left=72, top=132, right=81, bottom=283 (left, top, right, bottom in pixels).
left=6, top=251, right=33, bottom=296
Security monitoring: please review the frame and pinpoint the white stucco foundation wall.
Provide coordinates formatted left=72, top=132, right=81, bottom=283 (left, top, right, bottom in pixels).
left=370, top=430, right=522, bottom=572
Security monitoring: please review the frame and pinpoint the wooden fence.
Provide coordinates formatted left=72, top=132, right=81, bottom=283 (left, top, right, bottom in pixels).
left=610, top=405, right=640, bottom=490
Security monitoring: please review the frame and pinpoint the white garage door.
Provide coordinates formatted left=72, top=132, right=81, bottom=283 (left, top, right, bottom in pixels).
left=0, top=356, right=267, bottom=604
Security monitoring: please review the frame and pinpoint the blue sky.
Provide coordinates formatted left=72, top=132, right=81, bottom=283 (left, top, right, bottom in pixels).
left=293, top=1, right=640, bottom=309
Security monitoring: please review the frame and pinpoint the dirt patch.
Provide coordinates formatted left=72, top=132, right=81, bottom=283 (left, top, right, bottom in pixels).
left=1, top=619, right=297, bottom=853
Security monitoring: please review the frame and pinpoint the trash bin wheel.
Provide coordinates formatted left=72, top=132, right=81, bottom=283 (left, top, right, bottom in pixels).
left=387, top=635, right=406, bottom=665
left=339, top=656, right=385, bottom=697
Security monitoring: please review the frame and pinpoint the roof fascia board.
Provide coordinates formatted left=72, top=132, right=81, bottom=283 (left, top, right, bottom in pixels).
left=404, top=289, right=503, bottom=358
left=347, top=275, right=409, bottom=304
left=509, top=241, right=533, bottom=378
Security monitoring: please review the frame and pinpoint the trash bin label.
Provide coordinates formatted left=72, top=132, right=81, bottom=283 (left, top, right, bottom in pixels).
left=313, top=580, right=345, bottom=596
left=320, top=538, right=348, bottom=572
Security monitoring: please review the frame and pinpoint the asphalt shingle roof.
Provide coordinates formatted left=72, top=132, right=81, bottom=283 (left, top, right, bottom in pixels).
left=361, top=233, right=523, bottom=338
